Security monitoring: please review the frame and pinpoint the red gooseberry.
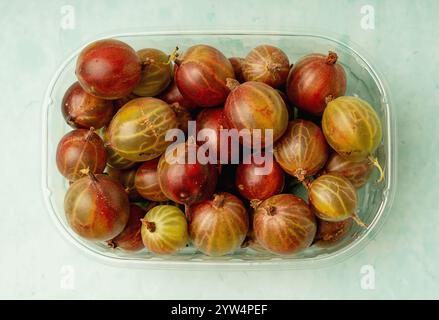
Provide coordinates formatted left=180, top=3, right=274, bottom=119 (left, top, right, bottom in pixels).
left=56, top=129, right=107, bottom=181
left=76, top=39, right=141, bottom=99
left=286, top=51, right=346, bottom=115
left=64, top=173, right=130, bottom=241
left=175, top=44, right=235, bottom=107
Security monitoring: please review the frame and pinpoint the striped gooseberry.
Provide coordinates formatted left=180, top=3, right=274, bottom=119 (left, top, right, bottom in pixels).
left=158, top=65, right=197, bottom=110
left=286, top=51, right=346, bottom=115
left=195, top=107, right=230, bottom=160
left=132, top=48, right=173, bottom=97
left=175, top=44, right=235, bottom=107
left=56, top=128, right=107, bottom=181
left=235, top=152, right=285, bottom=201
left=100, top=127, right=136, bottom=170
left=252, top=194, right=316, bottom=255
left=135, top=158, right=168, bottom=202
left=308, top=174, right=365, bottom=227
left=62, top=82, right=114, bottom=129
left=314, top=218, right=353, bottom=247
left=108, top=97, right=177, bottom=162
left=107, top=203, right=147, bottom=251
left=76, top=39, right=141, bottom=99
left=157, top=142, right=218, bottom=205
left=141, top=205, right=188, bottom=255
left=242, top=45, right=290, bottom=88
left=224, top=80, right=289, bottom=148
left=322, top=96, right=384, bottom=181
left=274, top=119, right=328, bottom=181
left=64, top=173, right=130, bottom=241
left=324, top=152, right=373, bottom=188
left=188, top=192, right=249, bottom=256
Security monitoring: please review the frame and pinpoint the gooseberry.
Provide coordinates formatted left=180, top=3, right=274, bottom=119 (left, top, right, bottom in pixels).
left=133, top=48, right=173, bottom=97
left=195, top=107, right=230, bottom=160
left=322, top=96, right=384, bottom=181
left=56, top=129, right=107, bottom=181
left=235, top=152, right=285, bottom=201
left=108, top=97, right=177, bottom=162
left=314, top=218, right=352, bottom=247
left=62, top=82, right=114, bottom=129
left=135, top=158, right=168, bottom=202
left=100, top=127, right=136, bottom=170
left=224, top=80, right=288, bottom=148
left=325, top=152, right=373, bottom=188
left=64, top=173, right=130, bottom=240
left=274, top=119, right=328, bottom=181
left=141, top=205, right=188, bottom=254
left=175, top=44, right=235, bottom=107
left=253, top=194, right=316, bottom=255
left=286, top=51, right=346, bottom=115
left=188, top=192, right=248, bottom=256
left=242, top=45, right=290, bottom=88
left=308, top=174, right=366, bottom=227
left=158, top=65, right=197, bottom=110
left=157, top=142, right=218, bottom=205
left=76, top=39, right=141, bottom=99
left=107, top=204, right=146, bottom=251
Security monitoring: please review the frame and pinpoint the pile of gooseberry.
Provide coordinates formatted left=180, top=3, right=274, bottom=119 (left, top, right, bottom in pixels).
left=56, top=38, right=384, bottom=257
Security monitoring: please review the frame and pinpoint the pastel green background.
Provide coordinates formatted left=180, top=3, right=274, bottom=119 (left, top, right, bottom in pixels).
left=0, top=0, right=438, bottom=299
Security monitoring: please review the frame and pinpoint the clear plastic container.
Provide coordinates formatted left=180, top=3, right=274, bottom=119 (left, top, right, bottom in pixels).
left=41, top=31, right=397, bottom=269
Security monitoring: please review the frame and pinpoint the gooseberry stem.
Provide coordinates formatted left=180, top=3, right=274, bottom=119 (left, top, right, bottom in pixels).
left=167, top=46, right=179, bottom=64
left=301, top=178, right=312, bottom=190
left=266, top=205, right=276, bottom=216
left=85, top=127, right=95, bottom=141
left=267, top=62, right=282, bottom=73
left=106, top=240, right=116, bottom=249
left=141, top=219, right=156, bottom=233
left=294, top=168, right=307, bottom=182
left=142, top=58, right=153, bottom=69
left=326, top=51, right=338, bottom=65
left=368, top=156, right=385, bottom=183
left=88, top=170, right=98, bottom=183
left=213, top=194, right=225, bottom=209
left=325, top=95, right=334, bottom=104
left=351, top=212, right=368, bottom=228
left=226, top=78, right=240, bottom=90
left=250, top=199, right=262, bottom=209
left=80, top=167, right=98, bottom=182
left=66, top=115, right=75, bottom=126
left=170, top=102, right=184, bottom=114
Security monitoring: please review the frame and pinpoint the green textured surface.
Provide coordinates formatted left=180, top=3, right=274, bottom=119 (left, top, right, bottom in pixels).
left=0, top=0, right=438, bottom=299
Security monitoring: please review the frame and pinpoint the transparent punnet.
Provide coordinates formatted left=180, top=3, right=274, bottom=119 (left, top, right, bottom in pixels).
left=42, top=31, right=396, bottom=269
